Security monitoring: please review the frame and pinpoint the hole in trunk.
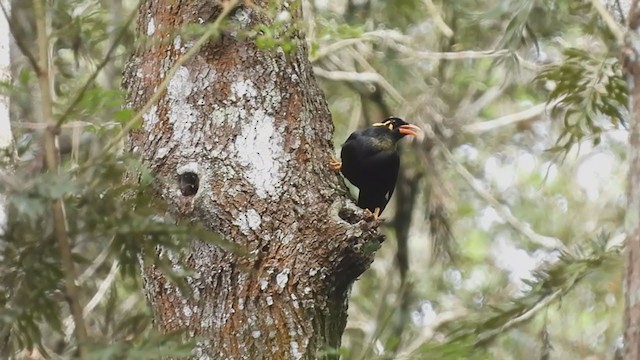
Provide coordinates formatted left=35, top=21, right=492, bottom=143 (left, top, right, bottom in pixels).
left=179, top=172, right=199, bottom=196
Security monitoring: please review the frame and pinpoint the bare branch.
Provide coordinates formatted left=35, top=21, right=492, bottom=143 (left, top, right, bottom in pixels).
left=64, top=260, right=120, bottom=339
left=347, top=48, right=406, bottom=104
left=423, top=0, right=453, bottom=38
left=395, top=43, right=509, bottom=60
left=313, top=67, right=383, bottom=83
left=455, top=86, right=504, bottom=121
left=77, top=244, right=111, bottom=284
left=462, top=102, right=554, bottom=134
left=311, top=29, right=520, bottom=64
left=310, top=30, right=409, bottom=62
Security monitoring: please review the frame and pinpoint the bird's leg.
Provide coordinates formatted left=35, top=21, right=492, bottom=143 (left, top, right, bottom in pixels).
left=329, top=154, right=342, bottom=171
left=363, top=208, right=381, bottom=220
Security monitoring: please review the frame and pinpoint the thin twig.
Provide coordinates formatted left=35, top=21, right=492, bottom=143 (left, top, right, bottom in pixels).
left=393, top=43, right=510, bottom=60
left=423, top=0, right=453, bottom=38
left=347, top=48, right=406, bottom=104
left=64, top=260, right=120, bottom=339
left=474, top=289, right=563, bottom=346
left=310, top=30, right=409, bottom=62
left=32, top=0, right=88, bottom=354
left=13, top=120, right=119, bottom=130
left=461, top=102, right=555, bottom=134
left=77, top=243, right=111, bottom=284
left=100, top=0, right=240, bottom=154
left=312, top=28, right=542, bottom=73
left=313, top=67, right=385, bottom=83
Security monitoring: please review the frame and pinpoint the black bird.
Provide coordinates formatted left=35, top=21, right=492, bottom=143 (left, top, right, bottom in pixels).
left=330, top=116, right=421, bottom=218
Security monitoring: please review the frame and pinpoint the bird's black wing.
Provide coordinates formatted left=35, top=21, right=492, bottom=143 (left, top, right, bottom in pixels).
left=385, top=152, right=400, bottom=203
left=357, top=150, right=399, bottom=213
left=340, top=131, right=366, bottom=188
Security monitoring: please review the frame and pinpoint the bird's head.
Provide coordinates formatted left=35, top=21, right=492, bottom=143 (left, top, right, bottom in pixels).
left=372, top=116, right=421, bottom=140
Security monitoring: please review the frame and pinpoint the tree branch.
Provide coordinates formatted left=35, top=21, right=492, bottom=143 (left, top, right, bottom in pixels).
left=32, top=0, right=88, bottom=354
left=311, top=29, right=517, bottom=63
left=313, top=67, right=383, bottom=83
left=423, top=0, right=453, bottom=38
left=347, top=48, right=406, bottom=104
left=64, top=260, right=120, bottom=339
left=461, top=102, right=555, bottom=134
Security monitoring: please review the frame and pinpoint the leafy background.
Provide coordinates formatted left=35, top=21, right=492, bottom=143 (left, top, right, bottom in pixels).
left=0, top=0, right=630, bottom=359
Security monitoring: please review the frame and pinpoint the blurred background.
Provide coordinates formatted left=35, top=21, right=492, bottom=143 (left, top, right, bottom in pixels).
left=3, top=0, right=629, bottom=359
left=309, top=0, right=627, bottom=359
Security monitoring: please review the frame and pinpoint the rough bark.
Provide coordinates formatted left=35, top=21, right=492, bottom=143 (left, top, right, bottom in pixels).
left=625, top=2, right=640, bottom=359
left=0, top=0, right=10, bottom=150
left=0, top=0, right=11, bottom=232
left=123, top=1, right=382, bottom=359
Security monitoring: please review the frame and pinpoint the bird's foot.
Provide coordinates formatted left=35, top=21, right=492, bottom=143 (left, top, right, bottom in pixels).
left=363, top=208, right=381, bottom=221
left=329, top=154, right=342, bottom=171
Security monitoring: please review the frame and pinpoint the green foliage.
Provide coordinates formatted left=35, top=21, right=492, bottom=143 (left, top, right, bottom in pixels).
left=446, top=237, right=620, bottom=347
left=536, top=48, right=628, bottom=150
left=1, top=0, right=630, bottom=358
left=0, top=150, right=241, bottom=357
left=495, top=0, right=536, bottom=51
left=0, top=0, right=242, bottom=358
left=85, top=331, right=195, bottom=360
left=243, top=1, right=302, bottom=53
left=253, top=22, right=298, bottom=53
left=313, top=0, right=626, bottom=359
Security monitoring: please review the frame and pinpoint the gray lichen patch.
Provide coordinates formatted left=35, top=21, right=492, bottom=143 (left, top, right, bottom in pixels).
left=276, top=268, right=290, bottom=290
left=233, top=110, right=287, bottom=198
left=143, top=105, right=159, bottom=133
left=233, top=209, right=262, bottom=235
left=231, top=78, right=258, bottom=103
left=166, top=66, right=201, bottom=155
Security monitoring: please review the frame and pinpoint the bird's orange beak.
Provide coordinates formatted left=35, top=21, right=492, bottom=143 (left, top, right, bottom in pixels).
left=398, top=124, right=421, bottom=137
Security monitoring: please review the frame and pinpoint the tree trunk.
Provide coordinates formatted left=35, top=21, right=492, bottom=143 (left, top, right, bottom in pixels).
left=122, top=1, right=383, bottom=359
left=0, top=0, right=10, bottom=151
left=625, top=2, right=640, bottom=359
left=0, top=0, right=12, bottom=232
